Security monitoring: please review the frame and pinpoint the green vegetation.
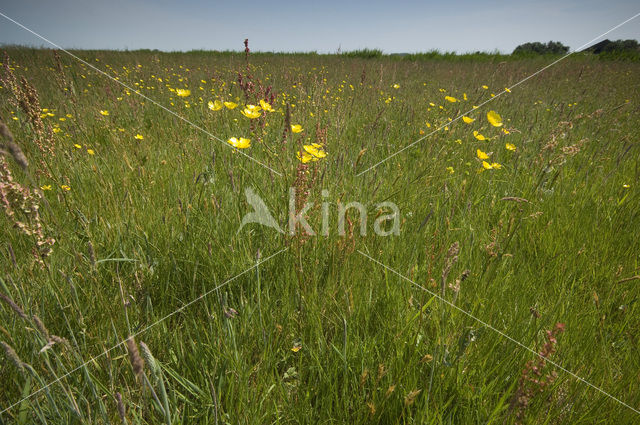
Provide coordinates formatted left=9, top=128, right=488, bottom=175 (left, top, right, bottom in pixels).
left=1, top=47, right=639, bottom=424
left=512, top=41, right=570, bottom=56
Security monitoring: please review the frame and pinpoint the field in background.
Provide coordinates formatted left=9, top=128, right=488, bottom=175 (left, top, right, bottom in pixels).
left=1, top=47, right=639, bottom=424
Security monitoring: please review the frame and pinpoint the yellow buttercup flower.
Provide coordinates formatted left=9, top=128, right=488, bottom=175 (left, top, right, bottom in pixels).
left=259, top=99, right=274, bottom=112
left=462, top=116, right=474, bottom=124
left=60, top=185, right=71, bottom=191
left=245, top=104, right=261, bottom=112
left=392, top=83, right=400, bottom=89
left=99, top=110, right=109, bottom=116
left=241, top=107, right=261, bottom=119
left=446, top=166, right=454, bottom=174
left=291, top=124, right=303, bottom=133
left=297, top=151, right=314, bottom=163
left=40, top=185, right=52, bottom=191
left=87, top=149, right=95, bottom=155
left=176, top=88, right=191, bottom=97
left=224, top=101, right=238, bottom=109
left=134, top=134, right=144, bottom=140
left=482, top=161, right=502, bottom=170
left=303, top=143, right=327, bottom=158
left=487, top=110, right=503, bottom=127
left=444, top=96, right=457, bottom=103
left=477, top=149, right=489, bottom=160
left=227, top=137, right=251, bottom=149
left=297, top=143, right=327, bottom=163
left=505, top=143, right=516, bottom=151
left=208, top=100, right=223, bottom=111
left=482, top=85, right=488, bottom=89
left=473, top=131, right=489, bottom=141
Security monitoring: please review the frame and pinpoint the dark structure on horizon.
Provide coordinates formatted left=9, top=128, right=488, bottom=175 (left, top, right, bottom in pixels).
left=581, top=39, right=640, bottom=54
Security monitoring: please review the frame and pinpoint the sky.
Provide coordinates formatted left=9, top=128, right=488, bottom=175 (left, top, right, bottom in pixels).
left=0, top=0, right=639, bottom=54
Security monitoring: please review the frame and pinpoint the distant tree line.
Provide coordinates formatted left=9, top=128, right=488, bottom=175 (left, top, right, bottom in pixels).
left=512, top=39, right=640, bottom=55
left=512, top=41, right=569, bottom=55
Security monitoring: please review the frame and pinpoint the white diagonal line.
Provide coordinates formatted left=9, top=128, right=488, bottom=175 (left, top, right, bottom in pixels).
left=357, top=250, right=640, bottom=415
left=357, top=11, right=640, bottom=176
left=0, top=247, right=288, bottom=415
left=0, top=11, right=282, bottom=177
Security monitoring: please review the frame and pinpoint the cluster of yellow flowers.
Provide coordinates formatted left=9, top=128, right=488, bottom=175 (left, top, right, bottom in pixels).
left=208, top=99, right=275, bottom=119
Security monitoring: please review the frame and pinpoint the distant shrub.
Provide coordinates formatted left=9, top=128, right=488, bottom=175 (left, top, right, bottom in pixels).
left=512, top=41, right=569, bottom=55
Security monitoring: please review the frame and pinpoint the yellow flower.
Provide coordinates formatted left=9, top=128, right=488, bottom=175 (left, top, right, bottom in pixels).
left=502, top=128, right=510, bottom=135
left=473, top=131, right=489, bottom=141
left=291, top=124, right=303, bottom=133
left=297, top=151, right=314, bottom=163
left=134, top=134, right=144, bottom=140
left=297, top=143, right=327, bottom=163
left=487, top=110, right=503, bottom=127
left=392, top=83, right=400, bottom=89
left=462, top=116, right=474, bottom=124
left=505, top=87, right=511, bottom=93
left=482, top=85, right=488, bottom=89
left=622, top=184, right=630, bottom=188
left=259, top=99, right=274, bottom=112
left=446, top=166, right=454, bottom=174
left=224, top=101, right=238, bottom=109
left=99, top=110, right=109, bottom=116
left=74, top=144, right=82, bottom=149
left=176, top=88, right=191, bottom=97
left=241, top=107, right=261, bottom=119
left=291, top=344, right=302, bottom=352
left=303, top=143, right=327, bottom=158
left=227, top=137, right=251, bottom=149
left=87, top=149, right=95, bottom=155
left=40, top=185, right=52, bottom=191
left=444, top=96, right=457, bottom=103
left=482, top=161, right=502, bottom=170
left=208, top=100, right=223, bottom=111
left=477, top=149, right=489, bottom=160
left=505, top=143, right=516, bottom=151
left=60, top=185, right=71, bottom=191
left=463, top=93, right=468, bottom=101
left=53, top=127, right=62, bottom=133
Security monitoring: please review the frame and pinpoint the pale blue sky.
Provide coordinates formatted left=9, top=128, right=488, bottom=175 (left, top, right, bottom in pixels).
left=0, top=0, right=639, bottom=53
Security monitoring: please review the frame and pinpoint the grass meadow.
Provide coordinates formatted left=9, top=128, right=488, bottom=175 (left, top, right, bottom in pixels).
left=1, top=46, right=639, bottom=424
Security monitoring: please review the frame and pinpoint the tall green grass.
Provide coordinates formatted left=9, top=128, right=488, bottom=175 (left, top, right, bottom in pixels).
left=1, top=47, right=639, bottom=424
